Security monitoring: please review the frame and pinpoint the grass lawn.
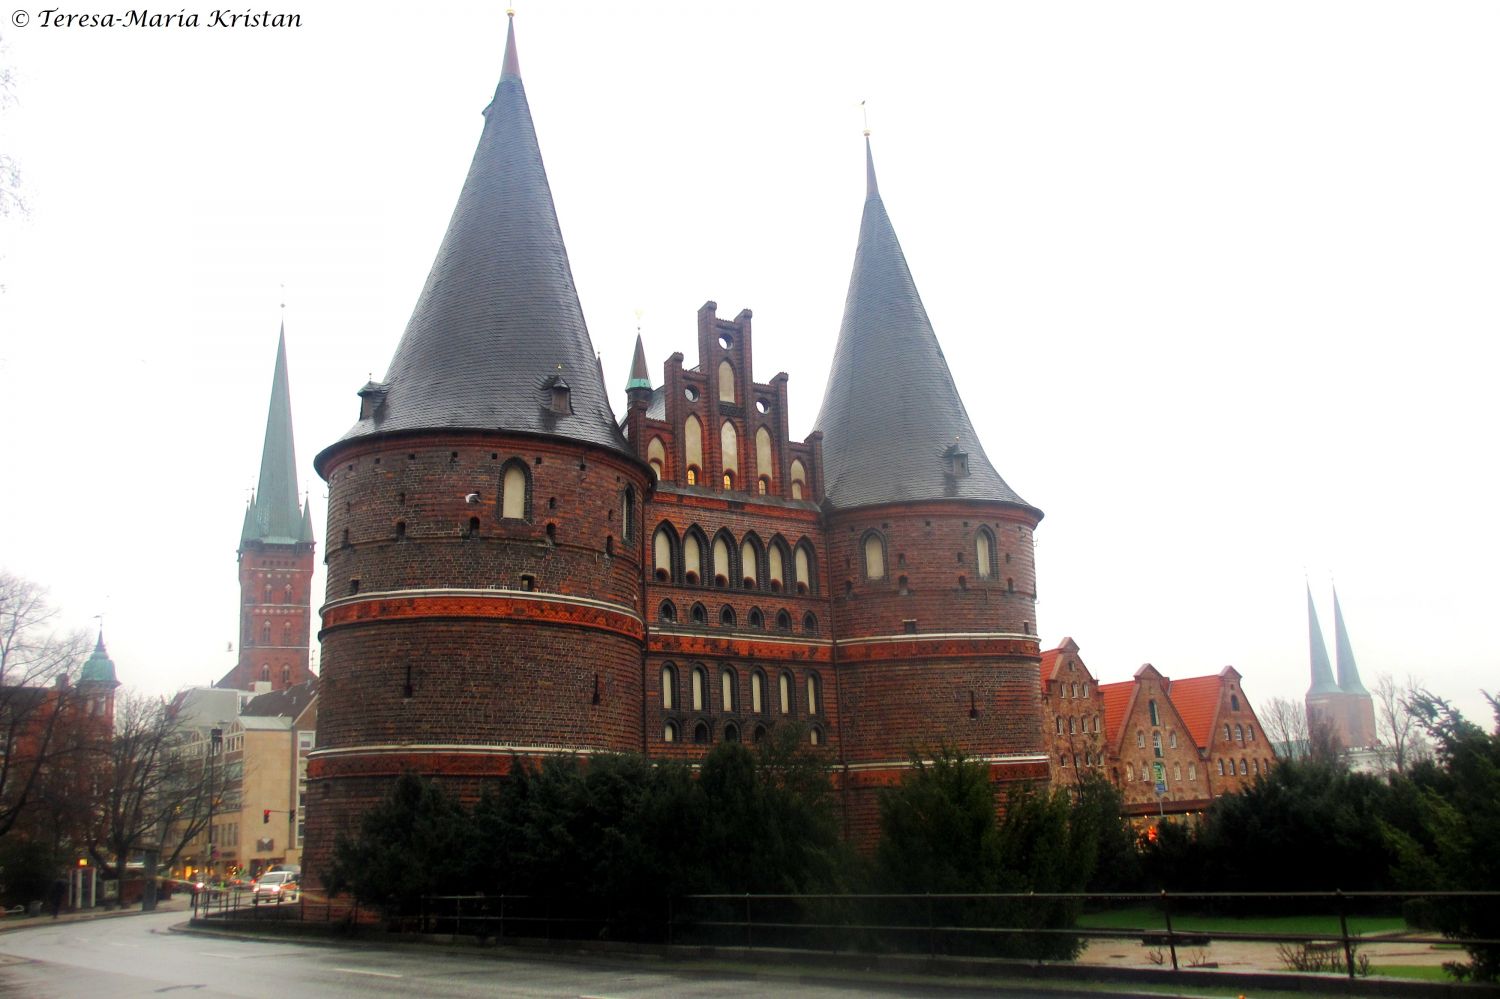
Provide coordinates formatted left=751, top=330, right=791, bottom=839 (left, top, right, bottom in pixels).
left=1076, top=906, right=1407, bottom=938
left=1368, top=964, right=1458, bottom=982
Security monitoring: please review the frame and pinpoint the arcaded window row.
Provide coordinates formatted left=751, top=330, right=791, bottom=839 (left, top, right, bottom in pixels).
left=652, top=524, right=817, bottom=594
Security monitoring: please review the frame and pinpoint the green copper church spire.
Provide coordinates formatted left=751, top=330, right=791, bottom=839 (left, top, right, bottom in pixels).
left=242, top=325, right=309, bottom=546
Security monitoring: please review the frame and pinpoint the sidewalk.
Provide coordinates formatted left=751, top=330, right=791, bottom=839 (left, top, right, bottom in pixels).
left=0, top=893, right=193, bottom=933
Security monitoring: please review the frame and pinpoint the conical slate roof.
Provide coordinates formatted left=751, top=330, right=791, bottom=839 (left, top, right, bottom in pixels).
left=1332, top=587, right=1368, bottom=695
left=1306, top=583, right=1339, bottom=696
left=814, top=139, right=1035, bottom=514
left=326, top=17, right=626, bottom=458
left=243, top=326, right=311, bottom=546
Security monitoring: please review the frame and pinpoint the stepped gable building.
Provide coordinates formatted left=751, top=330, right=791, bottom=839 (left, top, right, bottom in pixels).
left=1040, top=639, right=1275, bottom=820
left=303, top=17, right=1047, bottom=877
left=221, top=328, right=317, bottom=692
left=1304, top=584, right=1377, bottom=750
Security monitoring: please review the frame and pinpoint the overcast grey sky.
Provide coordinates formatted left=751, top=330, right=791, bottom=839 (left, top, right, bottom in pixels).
left=2, top=1, right=1496, bottom=726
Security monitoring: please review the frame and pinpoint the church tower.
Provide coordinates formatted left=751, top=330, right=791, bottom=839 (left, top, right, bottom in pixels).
left=813, top=138, right=1048, bottom=834
left=1305, top=584, right=1376, bottom=750
left=222, top=327, right=316, bottom=692
left=305, top=15, right=650, bottom=883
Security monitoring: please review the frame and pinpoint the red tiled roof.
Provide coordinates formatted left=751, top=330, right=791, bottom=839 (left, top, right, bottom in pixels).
left=1168, top=675, right=1222, bottom=749
left=1039, top=647, right=1061, bottom=692
left=1098, top=680, right=1135, bottom=749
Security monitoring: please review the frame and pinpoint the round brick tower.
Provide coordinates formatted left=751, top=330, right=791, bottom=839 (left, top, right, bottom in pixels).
left=815, top=139, right=1049, bottom=839
left=302, top=17, right=650, bottom=884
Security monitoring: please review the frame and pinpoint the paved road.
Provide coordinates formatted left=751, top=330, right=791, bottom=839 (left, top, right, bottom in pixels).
left=0, top=911, right=1073, bottom=998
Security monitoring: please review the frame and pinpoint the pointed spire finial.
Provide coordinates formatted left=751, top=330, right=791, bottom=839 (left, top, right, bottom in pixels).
left=502, top=9, right=521, bottom=80
left=627, top=330, right=651, bottom=392
left=864, top=133, right=880, bottom=201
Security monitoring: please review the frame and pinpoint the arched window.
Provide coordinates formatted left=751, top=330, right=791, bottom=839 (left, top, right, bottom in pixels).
left=501, top=461, right=528, bottom=520
left=653, top=526, right=676, bottom=582
left=802, top=612, right=818, bottom=634
left=719, top=605, right=736, bottom=627
left=1127, top=763, right=1135, bottom=782
left=690, top=602, right=707, bottom=626
left=1169, top=730, right=1178, bottom=749
left=712, top=534, right=732, bottom=587
left=1248, top=725, right=1255, bottom=741
left=806, top=672, right=821, bottom=715
left=1173, top=762, right=1182, bottom=781
left=282, top=624, right=291, bottom=646
left=976, top=528, right=995, bottom=579
left=721, top=669, right=736, bottom=712
left=717, top=360, right=735, bottom=403
left=1148, top=699, right=1160, bottom=726
left=775, top=609, right=792, bottom=632
left=741, top=538, right=760, bottom=589
left=263, top=583, right=272, bottom=603
left=684, top=415, right=703, bottom=478
left=261, top=665, right=270, bottom=682
left=751, top=670, right=766, bottom=713
left=1060, top=754, right=1069, bottom=768
left=755, top=427, right=773, bottom=488
left=1235, top=724, right=1244, bottom=742
left=1141, top=762, right=1150, bottom=782
left=1253, top=759, right=1261, bottom=775
left=621, top=487, right=635, bottom=541
left=1188, top=763, right=1197, bottom=781
left=1136, top=730, right=1145, bottom=748
left=1239, top=758, right=1249, bottom=775
left=809, top=726, right=823, bottom=746
left=1224, top=723, right=1232, bottom=741
left=1217, top=759, right=1226, bottom=776
left=1071, top=682, right=1079, bottom=698
left=1055, top=716, right=1063, bottom=735
left=790, top=459, right=807, bottom=500
left=753, top=724, right=767, bottom=743
left=661, top=664, right=677, bottom=710
left=768, top=543, right=786, bottom=591
left=683, top=532, right=703, bottom=585
left=283, top=583, right=293, bottom=603
left=693, top=721, right=710, bottom=745
left=658, top=600, right=676, bottom=624
left=724, top=722, right=740, bottom=743
left=691, top=665, right=706, bottom=711
left=748, top=607, right=764, bottom=630
left=1152, top=732, right=1163, bottom=757
left=778, top=672, right=792, bottom=715
left=663, top=721, right=678, bottom=743
left=686, top=467, right=699, bottom=485
left=1068, top=717, right=1076, bottom=734
left=262, top=623, right=271, bottom=645
left=795, top=543, right=815, bottom=594
left=720, top=421, right=738, bottom=486
left=647, top=437, right=666, bottom=480
left=862, top=532, right=886, bottom=580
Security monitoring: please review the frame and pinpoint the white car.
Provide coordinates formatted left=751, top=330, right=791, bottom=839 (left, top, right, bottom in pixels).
left=250, top=871, right=300, bottom=904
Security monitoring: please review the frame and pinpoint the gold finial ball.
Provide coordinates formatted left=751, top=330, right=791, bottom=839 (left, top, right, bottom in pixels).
left=863, top=128, right=872, bottom=137
left=506, top=7, right=515, bottom=17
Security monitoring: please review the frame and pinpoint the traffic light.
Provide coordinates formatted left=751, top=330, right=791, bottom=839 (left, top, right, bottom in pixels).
left=262, top=809, right=271, bottom=824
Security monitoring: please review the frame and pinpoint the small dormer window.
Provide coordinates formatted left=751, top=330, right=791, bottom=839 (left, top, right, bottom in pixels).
left=358, top=381, right=389, bottom=421
left=544, top=374, right=572, bottom=414
left=943, top=444, right=970, bottom=478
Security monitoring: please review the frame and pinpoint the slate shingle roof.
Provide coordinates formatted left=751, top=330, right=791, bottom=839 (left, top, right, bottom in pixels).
left=1332, top=588, right=1368, bottom=695
left=243, top=327, right=312, bottom=546
left=813, top=139, right=1037, bottom=515
left=322, top=18, right=627, bottom=463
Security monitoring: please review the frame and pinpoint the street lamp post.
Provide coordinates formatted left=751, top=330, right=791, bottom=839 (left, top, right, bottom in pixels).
left=207, top=727, right=222, bottom=882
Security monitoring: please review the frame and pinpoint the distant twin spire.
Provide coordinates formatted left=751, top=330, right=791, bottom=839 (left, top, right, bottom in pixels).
left=1306, top=583, right=1367, bottom=697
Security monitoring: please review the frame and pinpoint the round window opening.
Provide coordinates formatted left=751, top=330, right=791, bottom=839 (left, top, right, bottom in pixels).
left=755, top=398, right=770, bottom=414
left=718, top=333, right=733, bottom=350
left=684, top=385, right=699, bottom=402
